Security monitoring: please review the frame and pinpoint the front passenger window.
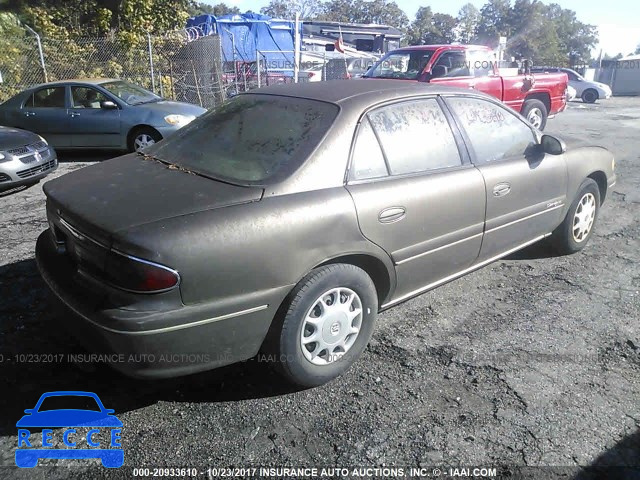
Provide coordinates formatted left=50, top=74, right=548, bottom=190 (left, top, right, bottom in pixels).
left=447, top=97, right=537, bottom=163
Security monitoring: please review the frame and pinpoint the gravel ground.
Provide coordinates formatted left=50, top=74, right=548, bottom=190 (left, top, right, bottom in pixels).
left=0, top=98, right=638, bottom=480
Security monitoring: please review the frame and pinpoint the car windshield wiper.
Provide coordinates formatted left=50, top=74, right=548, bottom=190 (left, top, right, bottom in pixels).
left=130, top=98, right=162, bottom=105
left=136, top=152, right=248, bottom=187
left=137, top=151, right=198, bottom=176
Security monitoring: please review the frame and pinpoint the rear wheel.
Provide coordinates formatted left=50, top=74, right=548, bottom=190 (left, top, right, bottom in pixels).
left=522, top=99, right=548, bottom=130
left=551, top=178, right=600, bottom=254
left=272, top=264, right=378, bottom=387
left=582, top=89, right=598, bottom=104
left=128, top=127, right=162, bottom=152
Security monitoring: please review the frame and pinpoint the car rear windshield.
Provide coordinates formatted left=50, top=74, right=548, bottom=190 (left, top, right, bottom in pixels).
left=147, top=94, right=339, bottom=185
left=365, top=50, right=435, bottom=80
left=38, top=395, right=101, bottom=412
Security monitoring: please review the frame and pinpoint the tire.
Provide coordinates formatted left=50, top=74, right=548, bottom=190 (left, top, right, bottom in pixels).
left=551, top=178, right=600, bottom=254
left=521, top=99, right=548, bottom=130
left=128, top=127, right=162, bottom=152
left=272, top=264, right=378, bottom=387
left=581, top=89, right=598, bottom=104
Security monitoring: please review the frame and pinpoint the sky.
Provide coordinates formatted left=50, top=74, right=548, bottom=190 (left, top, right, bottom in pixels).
left=204, top=0, right=640, bottom=56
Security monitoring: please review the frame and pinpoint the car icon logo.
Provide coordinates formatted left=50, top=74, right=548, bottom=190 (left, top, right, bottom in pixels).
left=15, top=391, right=123, bottom=468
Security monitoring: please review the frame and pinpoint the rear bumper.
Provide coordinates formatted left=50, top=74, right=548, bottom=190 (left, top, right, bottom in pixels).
left=35, top=230, right=289, bottom=378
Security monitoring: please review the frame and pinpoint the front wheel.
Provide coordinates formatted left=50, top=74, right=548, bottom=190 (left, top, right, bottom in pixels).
left=551, top=178, right=600, bottom=254
left=582, top=89, right=598, bottom=104
left=522, top=99, right=548, bottom=130
left=273, top=264, right=378, bottom=387
left=128, top=127, right=162, bottom=152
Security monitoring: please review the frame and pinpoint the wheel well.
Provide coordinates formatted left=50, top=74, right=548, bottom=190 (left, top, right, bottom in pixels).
left=588, top=171, right=607, bottom=204
left=317, top=254, right=392, bottom=306
left=583, top=88, right=599, bottom=98
left=524, top=92, right=551, bottom=114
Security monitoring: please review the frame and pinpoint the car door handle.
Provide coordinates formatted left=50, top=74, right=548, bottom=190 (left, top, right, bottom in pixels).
left=24, top=111, right=36, bottom=117
left=493, top=182, right=511, bottom=197
left=469, top=82, right=477, bottom=89
left=69, top=112, right=81, bottom=117
left=378, top=207, right=406, bottom=224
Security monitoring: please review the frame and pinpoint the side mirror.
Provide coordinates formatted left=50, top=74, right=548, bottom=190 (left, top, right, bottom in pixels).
left=431, top=65, right=448, bottom=78
left=541, top=134, right=566, bottom=155
left=101, top=100, right=118, bottom=109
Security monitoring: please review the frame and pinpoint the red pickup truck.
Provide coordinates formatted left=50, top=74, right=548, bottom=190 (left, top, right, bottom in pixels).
left=363, top=45, right=568, bottom=130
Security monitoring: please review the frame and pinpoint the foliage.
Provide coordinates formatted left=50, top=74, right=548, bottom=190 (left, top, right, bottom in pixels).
left=188, top=2, right=240, bottom=17
left=313, top=0, right=409, bottom=29
left=457, top=3, right=481, bottom=44
left=407, top=8, right=456, bottom=45
left=260, top=0, right=320, bottom=19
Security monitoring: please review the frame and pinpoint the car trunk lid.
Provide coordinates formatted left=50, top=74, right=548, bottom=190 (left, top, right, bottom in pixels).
left=43, top=153, right=264, bottom=238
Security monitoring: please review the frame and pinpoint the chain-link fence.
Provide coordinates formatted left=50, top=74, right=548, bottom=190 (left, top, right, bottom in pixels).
left=0, top=28, right=226, bottom=109
left=0, top=26, right=377, bottom=109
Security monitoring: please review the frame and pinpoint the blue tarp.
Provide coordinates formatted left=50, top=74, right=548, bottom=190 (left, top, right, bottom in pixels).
left=186, top=13, right=298, bottom=74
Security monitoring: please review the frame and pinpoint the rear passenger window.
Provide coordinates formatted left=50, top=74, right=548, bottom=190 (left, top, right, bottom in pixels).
left=350, top=118, right=388, bottom=180
left=25, top=87, right=66, bottom=108
left=367, top=99, right=461, bottom=175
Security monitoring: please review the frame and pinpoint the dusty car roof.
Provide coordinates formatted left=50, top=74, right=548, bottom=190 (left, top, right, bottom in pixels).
left=248, top=79, right=475, bottom=106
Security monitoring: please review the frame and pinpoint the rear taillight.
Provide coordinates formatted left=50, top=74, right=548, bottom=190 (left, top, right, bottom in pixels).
left=308, top=72, right=315, bottom=78
left=104, top=251, right=180, bottom=293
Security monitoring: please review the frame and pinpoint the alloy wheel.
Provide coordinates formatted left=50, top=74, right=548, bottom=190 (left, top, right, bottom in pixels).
left=134, top=133, right=156, bottom=151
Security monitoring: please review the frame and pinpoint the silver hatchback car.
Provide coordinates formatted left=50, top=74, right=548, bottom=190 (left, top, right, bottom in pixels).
left=0, top=126, right=57, bottom=193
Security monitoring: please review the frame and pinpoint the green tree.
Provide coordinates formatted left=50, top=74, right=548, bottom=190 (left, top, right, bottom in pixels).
left=188, top=2, right=240, bottom=17
left=315, top=0, right=352, bottom=22
left=316, top=0, right=408, bottom=29
left=261, top=0, right=321, bottom=19
left=352, top=0, right=409, bottom=29
left=407, top=6, right=433, bottom=45
left=431, top=13, right=457, bottom=44
left=457, top=3, right=480, bottom=43
left=544, top=3, right=597, bottom=65
left=476, top=0, right=510, bottom=46
left=408, top=8, right=457, bottom=45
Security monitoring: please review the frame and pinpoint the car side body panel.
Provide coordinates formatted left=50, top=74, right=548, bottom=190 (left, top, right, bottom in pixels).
left=347, top=166, right=486, bottom=302
left=115, top=187, right=396, bottom=308
left=560, top=144, right=616, bottom=210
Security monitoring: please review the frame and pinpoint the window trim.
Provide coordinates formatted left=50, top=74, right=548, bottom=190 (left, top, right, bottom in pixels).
left=346, top=116, right=391, bottom=183
left=346, top=95, right=468, bottom=184
left=440, top=93, right=541, bottom=165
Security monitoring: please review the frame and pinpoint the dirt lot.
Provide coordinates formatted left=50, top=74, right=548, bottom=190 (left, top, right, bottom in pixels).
left=0, top=98, right=638, bottom=479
